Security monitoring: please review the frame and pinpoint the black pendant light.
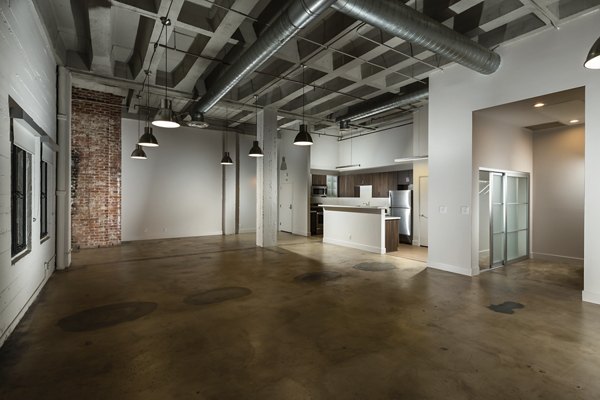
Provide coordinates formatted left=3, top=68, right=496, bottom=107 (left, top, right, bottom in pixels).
left=139, top=79, right=159, bottom=147
left=221, top=104, right=233, bottom=165
left=294, top=65, right=313, bottom=146
left=131, top=94, right=148, bottom=160
left=249, top=95, right=264, bottom=157
left=585, top=36, right=600, bottom=69
left=131, top=145, right=148, bottom=159
left=249, top=140, right=263, bottom=157
left=153, top=17, right=180, bottom=128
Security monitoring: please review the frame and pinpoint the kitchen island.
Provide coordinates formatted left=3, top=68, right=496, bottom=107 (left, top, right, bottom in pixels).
left=320, top=205, right=400, bottom=254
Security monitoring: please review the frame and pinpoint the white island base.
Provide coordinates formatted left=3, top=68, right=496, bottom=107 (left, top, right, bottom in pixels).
left=320, top=205, right=393, bottom=254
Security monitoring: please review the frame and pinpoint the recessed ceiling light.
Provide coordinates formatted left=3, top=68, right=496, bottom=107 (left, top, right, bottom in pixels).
left=570, top=119, right=579, bottom=124
left=534, top=102, right=545, bottom=108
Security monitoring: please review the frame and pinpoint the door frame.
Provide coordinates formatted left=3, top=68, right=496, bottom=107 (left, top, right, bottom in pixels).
left=279, top=183, right=293, bottom=233
left=418, top=175, right=428, bottom=247
left=480, top=168, right=530, bottom=270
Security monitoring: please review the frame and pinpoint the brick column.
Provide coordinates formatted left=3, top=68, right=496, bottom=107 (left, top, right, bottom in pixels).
left=71, top=87, right=123, bottom=248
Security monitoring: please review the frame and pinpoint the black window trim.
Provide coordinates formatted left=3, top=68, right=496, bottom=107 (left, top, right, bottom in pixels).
left=11, top=144, right=30, bottom=261
left=40, top=159, right=49, bottom=241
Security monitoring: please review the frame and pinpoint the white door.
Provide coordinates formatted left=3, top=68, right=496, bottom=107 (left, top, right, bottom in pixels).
left=279, top=183, right=293, bottom=233
left=419, top=176, right=429, bottom=247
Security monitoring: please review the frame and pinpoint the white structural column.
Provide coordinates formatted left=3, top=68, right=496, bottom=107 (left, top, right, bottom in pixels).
left=256, top=108, right=278, bottom=247
left=56, top=66, right=72, bottom=270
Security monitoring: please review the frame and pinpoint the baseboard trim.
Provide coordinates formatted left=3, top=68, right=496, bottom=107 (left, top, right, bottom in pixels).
left=428, top=262, right=473, bottom=276
left=323, top=237, right=384, bottom=254
left=531, top=252, right=583, bottom=266
left=582, top=290, right=600, bottom=305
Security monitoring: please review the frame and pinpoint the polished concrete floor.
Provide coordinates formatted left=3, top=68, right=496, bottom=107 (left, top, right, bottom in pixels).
left=1, top=233, right=599, bottom=399
left=388, top=243, right=428, bottom=262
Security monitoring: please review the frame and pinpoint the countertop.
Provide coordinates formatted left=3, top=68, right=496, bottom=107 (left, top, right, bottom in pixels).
left=319, top=205, right=387, bottom=210
left=385, top=216, right=401, bottom=220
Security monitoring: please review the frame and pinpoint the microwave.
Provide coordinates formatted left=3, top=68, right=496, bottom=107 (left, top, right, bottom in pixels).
left=312, top=186, right=327, bottom=196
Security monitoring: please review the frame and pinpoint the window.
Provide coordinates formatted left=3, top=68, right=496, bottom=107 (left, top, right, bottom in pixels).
left=11, top=144, right=31, bottom=257
left=40, top=160, right=48, bottom=239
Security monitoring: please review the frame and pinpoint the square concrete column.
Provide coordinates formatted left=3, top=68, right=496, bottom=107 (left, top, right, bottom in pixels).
left=256, top=107, right=278, bottom=247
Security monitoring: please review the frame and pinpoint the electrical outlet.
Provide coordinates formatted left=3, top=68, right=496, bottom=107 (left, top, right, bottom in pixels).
left=439, top=206, right=447, bottom=214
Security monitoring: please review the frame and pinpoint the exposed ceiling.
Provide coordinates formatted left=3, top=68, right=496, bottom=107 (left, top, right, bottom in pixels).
left=475, top=86, right=585, bottom=130
left=33, top=0, right=600, bottom=136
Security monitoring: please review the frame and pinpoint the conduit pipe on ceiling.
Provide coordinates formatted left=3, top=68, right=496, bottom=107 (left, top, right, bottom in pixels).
left=332, top=0, right=501, bottom=75
left=335, top=88, right=428, bottom=122
left=193, top=0, right=337, bottom=113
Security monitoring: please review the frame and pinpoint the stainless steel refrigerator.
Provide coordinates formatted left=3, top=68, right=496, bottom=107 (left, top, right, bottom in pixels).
left=389, top=190, right=412, bottom=244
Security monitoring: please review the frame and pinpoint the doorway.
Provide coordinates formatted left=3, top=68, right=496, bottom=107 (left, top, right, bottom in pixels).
left=479, top=169, right=530, bottom=270
left=279, top=183, right=293, bottom=233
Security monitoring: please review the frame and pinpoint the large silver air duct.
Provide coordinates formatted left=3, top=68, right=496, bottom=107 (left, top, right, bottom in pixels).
left=336, top=88, right=428, bottom=122
left=193, top=0, right=337, bottom=113
left=332, top=0, right=501, bottom=75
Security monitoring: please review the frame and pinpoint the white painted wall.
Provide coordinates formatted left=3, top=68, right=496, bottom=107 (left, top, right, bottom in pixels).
left=338, top=123, right=413, bottom=169
left=0, top=0, right=57, bottom=346
left=121, top=119, right=223, bottom=240
left=279, top=130, right=310, bottom=236
left=239, top=134, right=257, bottom=233
left=427, top=12, right=600, bottom=304
left=223, top=131, right=236, bottom=235
left=532, top=125, right=584, bottom=263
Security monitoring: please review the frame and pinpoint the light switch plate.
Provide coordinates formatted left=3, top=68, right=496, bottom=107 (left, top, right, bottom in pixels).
left=461, top=206, right=470, bottom=215
left=439, top=206, right=447, bottom=214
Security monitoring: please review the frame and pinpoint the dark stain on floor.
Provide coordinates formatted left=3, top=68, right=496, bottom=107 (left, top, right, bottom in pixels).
left=57, top=302, right=158, bottom=332
left=353, top=262, right=397, bottom=272
left=184, top=287, right=252, bottom=305
left=488, top=301, right=525, bottom=314
left=294, top=271, right=342, bottom=283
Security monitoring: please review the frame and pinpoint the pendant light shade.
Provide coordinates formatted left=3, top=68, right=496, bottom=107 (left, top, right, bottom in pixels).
left=280, top=156, right=287, bottom=170
left=138, top=126, right=159, bottom=147
left=585, top=37, right=600, bottom=69
left=294, top=124, right=313, bottom=146
left=220, top=151, right=233, bottom=165
left=130, top=145, right=147, bottom=159
left=153, top=98, right=180, bottom=128
left=187, top=111, right=209, bottom=128
left=249, top=140, right=264, bottom=157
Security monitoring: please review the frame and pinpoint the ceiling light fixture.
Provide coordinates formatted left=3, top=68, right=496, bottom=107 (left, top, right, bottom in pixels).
left=131, top=94, right=148, bottom=160
left=131, top=145, right=148, bottom=160
left=335, top=127, right=359, bottom=169
left=394, top=155, right=429, bottom=163
left=280, top=156, right=287, bottom=170
left=221, top=103, right=233, bottom=165
left=584, top=37, right=600, bottom=69
left=187, top=111, right=209, bottom=128
left=534, top=102, right=545, bottom=108
left=153, top=16, right=180, bottom=128
left=570, top=119, right=580, bottom=124
left=339, top=120, right=351, bottom=132
left=249, top=95, right=264, bottom=157
left=294, top=65, right=313, bottom=146
left=139, top=78, right=159, bottom=147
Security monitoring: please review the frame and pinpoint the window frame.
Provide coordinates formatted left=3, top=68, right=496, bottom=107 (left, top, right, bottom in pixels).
left=11, top=144, right=31, bottom=259
left=40, top=160, right=48, bottom=240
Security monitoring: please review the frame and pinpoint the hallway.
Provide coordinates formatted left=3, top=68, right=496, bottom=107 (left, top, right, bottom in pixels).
left=0, top=234, right=598, bottom=399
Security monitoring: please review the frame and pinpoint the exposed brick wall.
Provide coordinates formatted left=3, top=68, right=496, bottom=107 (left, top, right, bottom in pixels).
left=71, top=87, right=123, bottom=248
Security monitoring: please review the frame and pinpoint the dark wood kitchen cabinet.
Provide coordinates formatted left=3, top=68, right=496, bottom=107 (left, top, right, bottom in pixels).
left=312, top=174, right=327, bottom=186
left=338, top=170, right=413, bottom=197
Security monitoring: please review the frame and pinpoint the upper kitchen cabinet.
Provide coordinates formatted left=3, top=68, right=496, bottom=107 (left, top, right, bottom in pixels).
left=312, top=174, right=327, bottom=186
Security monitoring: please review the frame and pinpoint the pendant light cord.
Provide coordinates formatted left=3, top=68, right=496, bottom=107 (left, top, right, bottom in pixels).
left=302, top=65, right=305, bottom=125
left=165, top=22, right=168, bottom=100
